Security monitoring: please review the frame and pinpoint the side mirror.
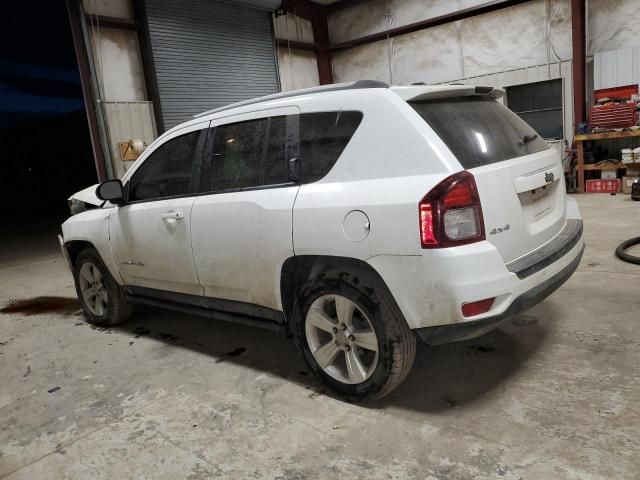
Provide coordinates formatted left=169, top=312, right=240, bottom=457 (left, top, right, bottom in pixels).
left=96, top=179, right=125, bottom=205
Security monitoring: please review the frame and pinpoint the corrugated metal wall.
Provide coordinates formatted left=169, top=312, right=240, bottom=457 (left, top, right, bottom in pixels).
left=144, top=0, right=280, bottom=131
left=594, top=47, right=640, bottom=90
left=104, top=101, right=158, bottom=177
left=447, top=61, right=574, bottom=143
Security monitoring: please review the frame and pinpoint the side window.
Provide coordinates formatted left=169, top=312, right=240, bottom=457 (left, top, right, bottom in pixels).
left=264, top=116, right=288, bottom=185
left=128, top=131, right=201, bottom=202
left=209, top=116, right=288, bottom=191
left=298, top=111, right=363, bottom=183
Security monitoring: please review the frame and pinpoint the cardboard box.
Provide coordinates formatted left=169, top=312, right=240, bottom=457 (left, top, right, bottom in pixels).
left=586, top=179, right=620, bottom=193
left=622, top=176, right=637, bottom=194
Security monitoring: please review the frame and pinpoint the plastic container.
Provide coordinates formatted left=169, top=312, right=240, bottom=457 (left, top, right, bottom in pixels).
left=586, top=179, right=620, bottom=193
left=622, top=148, right=634, bottom=163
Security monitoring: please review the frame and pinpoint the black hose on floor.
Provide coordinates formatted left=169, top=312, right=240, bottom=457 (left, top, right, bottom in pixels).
left=615, top=237, right=640, bottom=265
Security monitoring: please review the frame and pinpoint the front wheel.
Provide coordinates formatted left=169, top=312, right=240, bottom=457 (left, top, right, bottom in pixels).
left=73, top=248, right=133, bottom=326
left=294, top=270, right=416, bottom=402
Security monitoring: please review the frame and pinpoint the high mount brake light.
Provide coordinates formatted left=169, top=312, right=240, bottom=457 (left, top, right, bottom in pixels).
left=419, top=171, right=485, bottom=248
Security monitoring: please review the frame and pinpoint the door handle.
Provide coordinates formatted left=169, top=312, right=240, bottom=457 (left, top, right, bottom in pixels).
left=160, top=211, right=184, bottom=220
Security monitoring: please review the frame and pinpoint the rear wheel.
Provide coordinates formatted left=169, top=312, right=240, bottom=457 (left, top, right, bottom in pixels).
left=73, top=248, right=133, bottom=326
left=293, top=270, right=415, bottom=402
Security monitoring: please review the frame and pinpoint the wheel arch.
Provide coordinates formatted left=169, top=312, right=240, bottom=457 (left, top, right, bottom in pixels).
left=279, top=255, right=398, bottom=325
left=64, top=238, right=124, bottom=286
left=65, top=240, right=96, bottom=266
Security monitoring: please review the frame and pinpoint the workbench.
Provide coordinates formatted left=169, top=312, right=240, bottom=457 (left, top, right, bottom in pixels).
left=574, top=129, right=640, bottom=192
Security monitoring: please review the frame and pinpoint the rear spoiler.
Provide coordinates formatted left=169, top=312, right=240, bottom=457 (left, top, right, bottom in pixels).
left=391, top=85, right=504, bottom=102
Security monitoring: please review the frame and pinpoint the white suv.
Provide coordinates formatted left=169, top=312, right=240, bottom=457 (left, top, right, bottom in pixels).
left=60, top=81, right=584, bottom=401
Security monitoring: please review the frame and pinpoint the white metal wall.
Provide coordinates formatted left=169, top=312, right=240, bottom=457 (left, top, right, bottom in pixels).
left=447, top=60, right=574, bottom=143
left=594, top=47, right=640, bottom=90
left=104, top=101, right=158, bottom=177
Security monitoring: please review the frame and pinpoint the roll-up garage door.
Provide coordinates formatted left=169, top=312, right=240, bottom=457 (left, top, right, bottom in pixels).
left=143, top=0, right=280, bottom=131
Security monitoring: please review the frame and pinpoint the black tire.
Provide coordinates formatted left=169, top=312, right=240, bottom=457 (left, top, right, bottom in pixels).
left=615, top=236, right=640, bottom=265
left=293, top=269, right=416, bottom=402
left=73, top=248, right=133, bottom=326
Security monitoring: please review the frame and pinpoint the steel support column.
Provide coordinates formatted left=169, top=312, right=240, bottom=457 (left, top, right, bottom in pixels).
left=66, top=0, right=109, bottom=182
left=284, top=0, right=333, bottom=84
left=571, top=0, right=586, bottom=130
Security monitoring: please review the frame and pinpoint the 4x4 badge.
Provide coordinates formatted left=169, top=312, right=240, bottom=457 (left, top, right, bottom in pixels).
left=489, top=224, right=510, bottom=235
left=545, top=172, right=555, bottom=183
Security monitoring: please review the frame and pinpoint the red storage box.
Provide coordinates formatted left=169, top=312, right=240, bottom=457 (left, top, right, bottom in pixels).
left=594, top=84, right=638, bottom=101
left=590, top=103, right=637, bottom=129
left=585, top=179, right=620, bottom=193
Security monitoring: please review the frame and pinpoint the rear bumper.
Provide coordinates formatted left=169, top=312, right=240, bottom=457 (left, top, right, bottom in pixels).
left=414, top=244, right=583, bottom=344
left=368, top=198, right=584, bottom=334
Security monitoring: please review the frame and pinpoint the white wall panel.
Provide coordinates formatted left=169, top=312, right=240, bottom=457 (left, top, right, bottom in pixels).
left=330, top=0, right=572, bottom=85
left=104, top=101, right=158, bottom=177
left=83, top=0, right=133, bottom=19
left=332, top=40, right=392, bottom=84
left=89, top=27, right=147, bottom=102
left=329, top=0, right=484, bottom=45
left=588, top=0, right=640, bottom=54
left=273, top=13, right=314, bottom=43
left=461, top=0, right=571, bottom=77
left=594, top=47, right=640, bottom=90
left=392, top=22, right=464, bottom=84
left=278, top=48, right=320, bottom=91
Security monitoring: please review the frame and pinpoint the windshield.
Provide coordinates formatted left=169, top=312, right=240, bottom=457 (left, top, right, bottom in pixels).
left=410, top=97, right=549, bottom=169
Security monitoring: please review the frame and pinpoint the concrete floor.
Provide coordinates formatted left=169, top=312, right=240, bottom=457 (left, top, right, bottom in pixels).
left=1, top=194, right=639, bottom=479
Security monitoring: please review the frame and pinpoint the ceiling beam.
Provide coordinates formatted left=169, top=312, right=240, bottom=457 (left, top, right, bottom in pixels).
left=324, top=0, right=370, bottom=15
left=329, top=0, right=532, bottom=51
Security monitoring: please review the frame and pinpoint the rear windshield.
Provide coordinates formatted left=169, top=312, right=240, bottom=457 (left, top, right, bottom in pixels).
left=410, top=97, right=549, bottom=169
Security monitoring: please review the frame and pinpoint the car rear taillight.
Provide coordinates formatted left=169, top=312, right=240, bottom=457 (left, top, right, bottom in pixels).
left=419, top=171, right=485, bottom=248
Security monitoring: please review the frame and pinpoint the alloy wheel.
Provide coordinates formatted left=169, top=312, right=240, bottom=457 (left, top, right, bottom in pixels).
left=78, top=262, right=108, bottom=316
left=305, top=294, right=379, bottom=384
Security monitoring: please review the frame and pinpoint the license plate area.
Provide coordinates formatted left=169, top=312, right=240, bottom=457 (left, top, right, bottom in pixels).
left=519, top=181, right=558, bottom=224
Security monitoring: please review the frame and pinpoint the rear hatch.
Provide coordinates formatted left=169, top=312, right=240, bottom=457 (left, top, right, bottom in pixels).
left=409, top=93, right=566, bottom=264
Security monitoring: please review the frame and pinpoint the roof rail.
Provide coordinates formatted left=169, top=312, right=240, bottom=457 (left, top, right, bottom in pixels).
left=193, top=80, right=389, bottom=118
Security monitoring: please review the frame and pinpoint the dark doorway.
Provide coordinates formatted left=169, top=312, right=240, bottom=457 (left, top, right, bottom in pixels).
left=0, top=0, right=96, bottom=261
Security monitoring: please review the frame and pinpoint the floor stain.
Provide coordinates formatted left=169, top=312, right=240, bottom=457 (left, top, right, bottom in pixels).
left=0, top=297, right=80, bottom=316
left=225, top=347, right=246, bottom=357
left=90, top=325, right=112, bottom=334
left=215, top=347, right=247, bottom=363
left=512, top=315, right=538, bottom=327
left=23, top=365, right=31, bottom=378
left=157, top=332, right=180, bottom=342
left=441, top=397, right=457, bottom=407
left=470, top=345, right=496, bottom=353
left=133, top=327, right=150, bottom=338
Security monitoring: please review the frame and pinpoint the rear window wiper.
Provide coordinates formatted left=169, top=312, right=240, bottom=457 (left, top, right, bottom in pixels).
left=520, top=134, right=538, bottom=145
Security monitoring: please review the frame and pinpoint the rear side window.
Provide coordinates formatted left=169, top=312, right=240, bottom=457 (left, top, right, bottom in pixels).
left=209, top=116, right=289, bottom=191
left=128, top=130, right=201, bottom=201
left=410, top=98, right=549, bottom=169
left=298, top=111, right=363, bottom=183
